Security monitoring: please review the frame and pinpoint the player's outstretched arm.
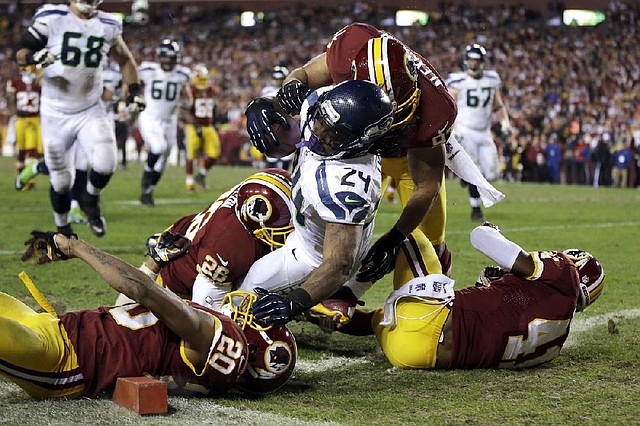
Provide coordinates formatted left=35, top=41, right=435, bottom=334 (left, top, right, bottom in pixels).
left=53, top=234, right=216, bottom=362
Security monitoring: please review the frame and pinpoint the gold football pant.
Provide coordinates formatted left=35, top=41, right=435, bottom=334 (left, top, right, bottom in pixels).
left=0, top=292, right=84, bottom=398
left=372, top=298, right=450, bottom=369
left=381, top=156, right=447, bottom=245
left=15, top=116, right=43, bottom=153
left=185, top=124, right=221, bottom=160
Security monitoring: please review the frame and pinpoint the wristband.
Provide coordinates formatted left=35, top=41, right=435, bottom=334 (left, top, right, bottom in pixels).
left=128, top=83, right=142, bottom=97
left=287, top=287, right=314, bottom=316
left=387, top=226, right=406, bottom=247
left=139, top=263, right=159, bottom=280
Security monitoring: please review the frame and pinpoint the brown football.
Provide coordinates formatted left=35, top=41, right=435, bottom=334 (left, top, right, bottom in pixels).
left=265, top=114, right=301, bottom=158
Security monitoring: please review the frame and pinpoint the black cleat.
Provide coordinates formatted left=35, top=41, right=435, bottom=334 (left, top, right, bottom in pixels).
left=471, top=207, right=485, bottom=222
left=140, top=192, right=155, bottom=207
left=88, top=215, right=107, bottom=237
left=195, top=173, right=208, bottom=191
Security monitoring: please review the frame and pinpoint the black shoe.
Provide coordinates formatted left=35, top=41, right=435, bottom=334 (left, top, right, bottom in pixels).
left=195, top=173, right=208, bottom=191
left=87, top=215, right=107, bottom=237
left=140, top=192, right=155, bottom=207
left=79, top=192, right=101, bottom=219
left=57, top=224, right=75, bottom=236
left=471, top=207, right=485, bottom=222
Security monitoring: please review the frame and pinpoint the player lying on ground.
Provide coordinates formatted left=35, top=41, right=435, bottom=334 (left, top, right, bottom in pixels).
left=321, top=222, right=605, bottom=369
left=0, top=230, right=295, bottom=399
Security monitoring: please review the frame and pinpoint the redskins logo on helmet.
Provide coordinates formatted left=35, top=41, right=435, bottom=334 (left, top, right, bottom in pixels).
left=562, top=249, right=605, bottom=312
left=352, top=35, right=421, bottom=131
left=235, top=169, right=294, bottom=251
left=220, top=291, right=297, bottom=395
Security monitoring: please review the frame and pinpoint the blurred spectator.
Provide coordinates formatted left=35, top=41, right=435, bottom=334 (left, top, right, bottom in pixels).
left=544, top=133, right=562, bottom=184
left=611, top=141, right=633, bottom=188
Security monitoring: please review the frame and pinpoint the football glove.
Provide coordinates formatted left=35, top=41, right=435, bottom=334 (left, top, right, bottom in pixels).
left=28, top=48, right=56, bottom=68
left=126, top=83, right=146, bottom=113
left=275, top=80, right=311, bottom=116
left=475, top=265, right=504, bottom=287
left=305, top=287, right=364, bottom=332
left=245, top=97, right=290, bottom=153
left=22, top=230, right=77, bottom=265
left=251, top=287, right=313, bottom=326
left=356, top=226, right=405, bottom=283
left=147, top=231, right=191, bottom=267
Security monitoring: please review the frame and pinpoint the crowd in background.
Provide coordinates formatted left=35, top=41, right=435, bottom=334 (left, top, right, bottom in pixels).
left=0, top=1, right=638, bottom=187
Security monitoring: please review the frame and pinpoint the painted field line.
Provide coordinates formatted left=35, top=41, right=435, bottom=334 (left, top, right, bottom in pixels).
left=564, top=308, right=640, bottom=348
left=296, top=356, right=372, bottom=373
left=167, top=397, right=344, bottom=426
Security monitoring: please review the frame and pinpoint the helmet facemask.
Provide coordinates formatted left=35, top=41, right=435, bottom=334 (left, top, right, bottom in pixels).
left=464, top=44, right=487, bottom=79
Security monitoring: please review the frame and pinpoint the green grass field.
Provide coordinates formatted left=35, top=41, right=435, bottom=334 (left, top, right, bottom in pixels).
left=1, top=156, right=639, bottom=425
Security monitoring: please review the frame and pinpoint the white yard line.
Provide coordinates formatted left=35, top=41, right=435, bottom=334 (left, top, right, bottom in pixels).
left=564, top=308, right=640, bottom=348
left=295, top=356, right=372, bottom=373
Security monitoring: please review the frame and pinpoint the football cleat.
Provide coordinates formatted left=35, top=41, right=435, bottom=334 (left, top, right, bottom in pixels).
left=16, top=160, right=39, bottom=191
left=471, top=207, right=485, bottom=222
left=88, top=215, right=107, bottom=237
left=195, top=173, right=208, bottom=191
left=70, top=206, right=88, bottom=224
left=140, top=192, right=155, bottom=207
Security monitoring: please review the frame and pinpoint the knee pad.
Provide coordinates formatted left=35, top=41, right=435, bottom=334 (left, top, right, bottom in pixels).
left=88, top=169, right=112, bottom=190
left=49, top=186, right=71, bottom=213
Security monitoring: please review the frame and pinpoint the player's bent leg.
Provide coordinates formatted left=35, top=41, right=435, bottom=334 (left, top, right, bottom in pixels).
left=0, top=293, right=84, bottom=398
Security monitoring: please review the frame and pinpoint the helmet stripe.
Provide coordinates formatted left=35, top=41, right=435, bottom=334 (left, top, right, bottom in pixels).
left=247, top=173, right=292, bottom=198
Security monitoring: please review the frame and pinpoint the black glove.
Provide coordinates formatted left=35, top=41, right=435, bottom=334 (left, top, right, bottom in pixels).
left=475, top=266, right=504, bottom=287
left=148, top=231, right=191, bottom=267
left=22, top=230, right=78, bottom=265
left=275, top=80, right=311, bottom=116
left=251, top=287, right=313, bottom=326
left=356, top=226, right=406, bottom=282
left=245, top=97, right=289, bottom=153
left=126, top=83, right=146, bottom=113
left=27, top=48, right=56, bottom=68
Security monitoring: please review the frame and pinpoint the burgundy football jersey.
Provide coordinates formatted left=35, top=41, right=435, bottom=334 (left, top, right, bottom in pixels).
left=190, top=85, right=216, bottom=126
left=449, top=251, right=581, bottom=369
left=325, top=23, right=457, bottom=156
left=59, top=301, right=248, bottom=396
left=160, top=189, right=269, bottom=296
left=8, top=78, right=41, bottom=117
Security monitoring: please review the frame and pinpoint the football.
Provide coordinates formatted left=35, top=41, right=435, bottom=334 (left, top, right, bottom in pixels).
left=265, top=114, right=300, bottom=158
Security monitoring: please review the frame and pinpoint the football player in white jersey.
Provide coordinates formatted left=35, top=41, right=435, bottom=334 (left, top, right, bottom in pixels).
left=137, top=39, right=193, bottom=206
left=236, top=80, right=395, bottom=326
left=15, top=0, right=145, bottom=237
left=446, top=43, right=512, bottom=221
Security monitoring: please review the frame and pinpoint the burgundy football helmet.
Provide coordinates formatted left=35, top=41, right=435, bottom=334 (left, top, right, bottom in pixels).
left=220, top=291, right=297, bottom=395
left=562, top=249, right=606, bottom=312
left=352, top=34, right=421, bottom=131
left=235, top=168, right=294, bottom=251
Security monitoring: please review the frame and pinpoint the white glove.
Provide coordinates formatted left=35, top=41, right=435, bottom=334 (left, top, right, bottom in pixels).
left=31, top=48, right=56, bottom=68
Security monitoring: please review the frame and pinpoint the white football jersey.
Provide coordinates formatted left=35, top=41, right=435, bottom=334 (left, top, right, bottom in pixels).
left=446, top=70, right=502, bottom=131
left=291, top=88, right=382, bottom=265
left=30, top=4, right=122, bottom=114
left=138, top=61, right=190, bottom=121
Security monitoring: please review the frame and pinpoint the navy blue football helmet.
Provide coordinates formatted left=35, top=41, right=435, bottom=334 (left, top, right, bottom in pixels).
left=464, top=43, right=487, bottom=79
left=157, top=39, right=180, bottom=71
left=305, top=80, right=394, bottom=159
